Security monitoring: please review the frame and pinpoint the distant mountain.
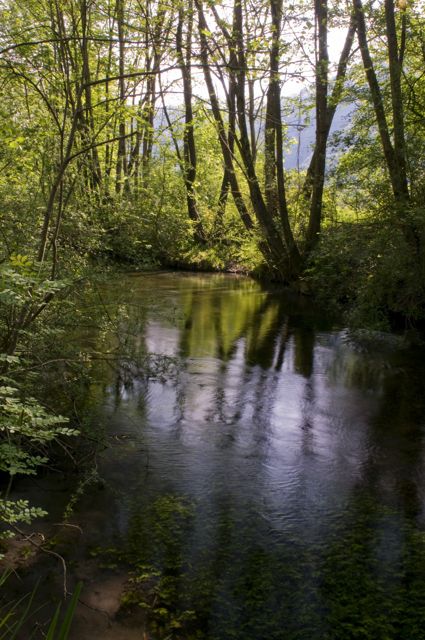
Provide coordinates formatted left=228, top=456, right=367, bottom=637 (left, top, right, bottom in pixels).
left=153, top=100, right=353, bottom=171
left=283, top=101, right=353, bottom=170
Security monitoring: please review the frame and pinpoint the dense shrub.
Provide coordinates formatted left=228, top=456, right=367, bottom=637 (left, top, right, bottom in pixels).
left=306, top=216, right=425, bottom=330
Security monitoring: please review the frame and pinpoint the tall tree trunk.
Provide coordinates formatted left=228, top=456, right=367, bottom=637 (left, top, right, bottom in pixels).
left=353, top=0, right=402, bottom=200
left=232, top=0, right=289, bottom=271
left=103, top=3, right=116, bottom=196
left=384, top=0, right=409, bottom=200
left=197, top=0, right=299, bottom=279
left=265, top=0, right=301, bottom=273
left=80, top=0, right=102, bottom=189
left=115, top=0, right=127, bottom=194
left=209, top=4, right=238, bottom=228
left=305, top=0, right=329, bottom=253
left=38, top=98, right=82, bottom=263
left=302, top=11, right=356, bottom=202
left=353, top=0, right=418, bottom=249
left=196, top=0, right=254, bottom=232
left=176, top=2, right=206, bottom=243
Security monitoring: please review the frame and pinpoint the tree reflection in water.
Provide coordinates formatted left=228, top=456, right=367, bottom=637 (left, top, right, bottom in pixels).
left=13, top=272, right=425, bottom=640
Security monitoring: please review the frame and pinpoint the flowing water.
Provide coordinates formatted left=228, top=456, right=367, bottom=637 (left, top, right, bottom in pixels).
left=8, top=272, right=425, bottom=639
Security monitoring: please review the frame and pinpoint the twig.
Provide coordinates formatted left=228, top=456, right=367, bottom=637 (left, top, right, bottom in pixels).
left=77, top=598, right=111, bottom=620
left=11, top=525, right=68, bottom=598
left=52, top=523, right=83, bottom=534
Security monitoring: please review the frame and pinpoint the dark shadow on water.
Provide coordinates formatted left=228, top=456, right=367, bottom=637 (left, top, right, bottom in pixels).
left=6, top=272, right=425, bottom=639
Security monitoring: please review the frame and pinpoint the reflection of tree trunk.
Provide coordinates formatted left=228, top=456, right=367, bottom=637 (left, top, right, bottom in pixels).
left=293, top=328, right=315, bottom=378
left=245, top=296, right=287, bottom=368
left=179, top=292, right=195, bottom=359
left=274, top=317, right=290, bottom=371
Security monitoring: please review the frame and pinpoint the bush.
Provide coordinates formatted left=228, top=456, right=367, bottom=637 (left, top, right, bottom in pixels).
left=305, top=218, right=425, bottom=329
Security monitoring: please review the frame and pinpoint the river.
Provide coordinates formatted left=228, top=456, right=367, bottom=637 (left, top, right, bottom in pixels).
left=8, top=271, right=425, bottom=639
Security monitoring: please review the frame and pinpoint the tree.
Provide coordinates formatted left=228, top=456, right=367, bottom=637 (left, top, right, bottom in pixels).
left=194, top=0, right=356, bottom=279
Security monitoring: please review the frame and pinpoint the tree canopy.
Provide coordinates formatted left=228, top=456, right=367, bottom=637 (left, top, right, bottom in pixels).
left=0, top=0, right=424, bottom=324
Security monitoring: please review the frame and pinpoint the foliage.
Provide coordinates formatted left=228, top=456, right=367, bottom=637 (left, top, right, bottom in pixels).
left=0, top=500, right=47, bottom=539
left=0, top=0, right=424, bottom=324
left=92, top=494, right=196, bottom=636
left=0, top=573, right=82, bottom=640
left=306, top=215, right=425, bottom=329
left=0, top=256, right=69, bottom=356
left=62, top=468, right=100, bottom=521
left=0, top=0, right=425, bottom=632
left=0, top=364, right=78, bottom=545
left=45, top=582, right=83, bottom=640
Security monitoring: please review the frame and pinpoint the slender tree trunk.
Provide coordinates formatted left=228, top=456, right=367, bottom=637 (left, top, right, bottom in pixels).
left=215, top=14, right=238, bottom=227
left=353, top=0, right=401, bottom=199
left=141, top=75, right=156, bottom=183
left=115, top=0, right=127, bottom=193
left=305, top=0, right=329, bottom=253
left=384, top=0, right=409, bottom=200
left=353, top=0, right=419, bottom=250
left=265, top=0, right=301, bottom=273
left=248, top=78, right=257, bottom=164
left=302, top=11, right=356, bottom=202
left=197, top=0, right=299, bottom=279
left=232, top=0, right=292, bottom=274
left=80, top=0, right=102, bottom=189
left=104, top=6, right=116, bottom=196
left=232, top=1, right=278, bottom=240
left=196, top=0, right=254, bottom=232
left=176, top=2, right=206, bottom=242
left=38, top=97, right=82, bottom=263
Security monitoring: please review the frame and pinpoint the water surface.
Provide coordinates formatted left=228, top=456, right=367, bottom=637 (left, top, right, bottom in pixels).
left=15, top=272, right=425, bottom=639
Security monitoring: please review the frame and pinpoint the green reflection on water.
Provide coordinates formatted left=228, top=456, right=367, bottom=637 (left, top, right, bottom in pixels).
left=29, top=272, right=425, bottom=639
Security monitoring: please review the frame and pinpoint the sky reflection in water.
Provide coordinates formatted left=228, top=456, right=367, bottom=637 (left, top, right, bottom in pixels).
left=79, top=273, right=425, bottom=639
